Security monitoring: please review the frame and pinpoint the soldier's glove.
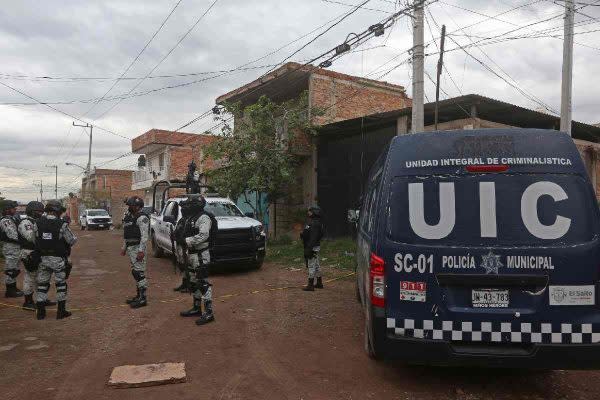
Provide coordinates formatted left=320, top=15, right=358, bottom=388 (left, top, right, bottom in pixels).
left=64, top=260, right=73, bottom=279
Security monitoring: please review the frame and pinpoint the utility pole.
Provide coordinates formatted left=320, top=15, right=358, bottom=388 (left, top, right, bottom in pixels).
left=73, top=122, right=93, bottom=177
left=434, top=24, right=446, bottom=131
left=411, top=0, right=425, bottom=134
left=33, top=180, right=43, bottom=202
left=560, top=0, right=574, bottom=136
left=46, top=164, right=58, bottom=199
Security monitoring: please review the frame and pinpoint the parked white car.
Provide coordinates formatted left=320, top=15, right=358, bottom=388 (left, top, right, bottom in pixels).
left=150, top=196, right=266, bottom=269
left=80, top=209, right=113, bottom=230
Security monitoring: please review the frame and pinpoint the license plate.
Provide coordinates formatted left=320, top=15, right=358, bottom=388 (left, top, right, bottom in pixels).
left=98, top=224, right=105, bottom=228
left=472, top=289, right=509, bottom=308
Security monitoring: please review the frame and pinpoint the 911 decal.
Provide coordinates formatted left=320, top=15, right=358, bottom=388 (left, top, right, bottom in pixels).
left=394, top=253, right=433, bottom=274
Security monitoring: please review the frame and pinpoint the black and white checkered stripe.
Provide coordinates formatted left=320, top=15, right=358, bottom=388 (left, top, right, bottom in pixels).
left=387, top=318, right=600, bottom=344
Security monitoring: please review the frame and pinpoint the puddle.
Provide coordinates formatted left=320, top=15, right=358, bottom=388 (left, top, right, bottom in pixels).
left=23, top=337, right=38, bottom=341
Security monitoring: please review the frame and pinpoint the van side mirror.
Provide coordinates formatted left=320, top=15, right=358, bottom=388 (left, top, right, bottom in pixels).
left=244, top=212, right=255, bottom=218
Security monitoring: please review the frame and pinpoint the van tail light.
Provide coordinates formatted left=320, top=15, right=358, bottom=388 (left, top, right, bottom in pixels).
left=370, top=253, right=385, bottom=307
left=466, top=164, right=509, bottom=173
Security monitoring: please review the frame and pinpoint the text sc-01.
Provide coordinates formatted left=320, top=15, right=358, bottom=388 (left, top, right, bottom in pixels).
left=394, top=253, right=434, bottom=274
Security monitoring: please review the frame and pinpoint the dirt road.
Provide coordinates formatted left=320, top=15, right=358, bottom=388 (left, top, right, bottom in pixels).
left=1, top=229, right=600, bottom=400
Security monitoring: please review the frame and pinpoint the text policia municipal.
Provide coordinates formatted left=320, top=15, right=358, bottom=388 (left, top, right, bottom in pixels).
left=405, top=157, right=573, bottom=168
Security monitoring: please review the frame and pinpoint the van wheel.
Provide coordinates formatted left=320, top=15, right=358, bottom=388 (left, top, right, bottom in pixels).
left=364, top=307, right=382, bottom=360
left=355, top=272, right=362, bottom=303
left=81, top=225, right=86, bottom=231
left=151, top=233, right=163, bottom=258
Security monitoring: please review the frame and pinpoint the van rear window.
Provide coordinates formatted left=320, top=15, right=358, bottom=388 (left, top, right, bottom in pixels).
left=386, top=174, right=596, bottom=246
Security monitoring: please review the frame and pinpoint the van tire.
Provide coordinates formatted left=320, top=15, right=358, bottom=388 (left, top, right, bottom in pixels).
left=151, top=233, right=163, bottom=258
left=355, top=273, right=362, bottom=303
left=364, top=317, right=382, bottom=360
left=81, top=225, right=86, bottom=231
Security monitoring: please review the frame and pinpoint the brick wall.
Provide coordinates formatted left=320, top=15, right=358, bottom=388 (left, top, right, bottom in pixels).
left=310, top=72, right=410, bottom=126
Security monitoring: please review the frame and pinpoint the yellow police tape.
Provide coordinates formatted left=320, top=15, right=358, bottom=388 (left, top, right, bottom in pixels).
left=0, top=271, right=355, bottom=313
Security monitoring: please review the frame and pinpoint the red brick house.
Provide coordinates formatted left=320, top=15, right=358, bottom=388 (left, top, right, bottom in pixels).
left=80, top=168, right=142, bottom=221
left=216, top=62, right=411, bottom=235
left=130, top=129, right=217, bottom=209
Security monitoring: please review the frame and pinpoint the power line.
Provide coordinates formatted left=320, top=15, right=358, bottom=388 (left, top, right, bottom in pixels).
left=82, top=0, right=185, bottom=118
left=93, top=0, right=221, bottom=121
left=0, top=80, right=130, bottom=140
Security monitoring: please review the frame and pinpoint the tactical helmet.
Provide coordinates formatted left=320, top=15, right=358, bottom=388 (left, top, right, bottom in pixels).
left=45, top=200, right=66, bottom=214
left=1, top=200, right=18, bottom=212
left=180, top=196, right=205, bottom=218
left=26, top=201, right=44, bottom=217
left=125, top=196, right=144, bottom=208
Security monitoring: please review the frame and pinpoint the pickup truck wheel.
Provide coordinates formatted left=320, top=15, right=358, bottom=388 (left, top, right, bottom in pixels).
left=151, top=233, right=163, bottom=258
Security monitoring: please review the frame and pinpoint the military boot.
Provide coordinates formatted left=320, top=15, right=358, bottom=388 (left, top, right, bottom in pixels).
left=125, top=288, right=140, bottom=304
left=180, top=298, right=202, bottom=317
left=195, top=301, right=214, bottom=326
left=36, top=302, right=46, bottom=320
left=22, top=294, right=35, bottom=310
left=5, top=283, right=23, bottom=298
left=130, top=288, right=147, bottom=308
left=56, top=301, right=72, bottom=319
left=315, top=277, right=324, bottom=289
left=302, top=278, right=315, bottom=292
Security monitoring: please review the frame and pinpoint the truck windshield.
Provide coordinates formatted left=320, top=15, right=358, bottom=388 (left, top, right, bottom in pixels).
left=205, top=202, right=243, bottom=217
left=88, top=210, right=109, bottom=216
left=386, top=174, right=597, bottom=247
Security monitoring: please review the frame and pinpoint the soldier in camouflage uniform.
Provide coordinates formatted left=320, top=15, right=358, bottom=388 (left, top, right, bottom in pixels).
left=35, top=200, right=77, bottom=320
left=178, top=196, right=216, bottom=326
left=301, top=206, right=325, bottom=292
left=121, top=196, right=150, bottom=309
left=18, top=201, right=56, bottom=310
left=1, top=200, right=23, bottom=298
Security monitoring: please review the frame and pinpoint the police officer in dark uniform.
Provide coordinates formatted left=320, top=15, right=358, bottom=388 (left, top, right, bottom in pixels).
left=177, top=196, right=216, bottom=326
left=121, top=196, right=150, bottom=309
left=34, top=200, right=77, bottom=320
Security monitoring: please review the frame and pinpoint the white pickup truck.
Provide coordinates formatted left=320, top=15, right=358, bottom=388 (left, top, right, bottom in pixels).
left=150, top=195, right=266, bottom=269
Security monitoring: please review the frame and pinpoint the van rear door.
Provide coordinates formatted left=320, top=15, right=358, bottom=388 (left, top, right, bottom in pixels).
left=381, top=130, right=600, bottom=344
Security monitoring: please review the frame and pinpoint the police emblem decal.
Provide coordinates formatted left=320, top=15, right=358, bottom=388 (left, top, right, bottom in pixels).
left=480, top=251, right=503, bottom=274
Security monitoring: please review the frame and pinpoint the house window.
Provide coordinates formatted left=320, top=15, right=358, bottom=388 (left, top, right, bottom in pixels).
left=158, top=153, right=165, bottom=171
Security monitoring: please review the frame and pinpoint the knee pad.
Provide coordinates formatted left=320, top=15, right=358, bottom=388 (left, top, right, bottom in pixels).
left=56, top=282, right=68, bottom=293
left=198, top=280, right=211, bottom=295
left=5, top=269, right=20, bottom=279
left=196, top=266, right=208, bottom=280
left=37, top=283, right=50, bottom=293
left=132, top=270, right=145, bottom=282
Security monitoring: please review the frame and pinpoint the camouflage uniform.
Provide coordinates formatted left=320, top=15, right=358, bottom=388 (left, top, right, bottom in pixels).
left=34, top=215, right=77, bottom=304
left=186, top=213, right=213, bottom=308
left=122, top=213, right=150, bottom=290
left=18, top=217, right=37, bottom=296
left=179, top=207, right=215, bottom=326
left=307, top=245, right=321, bottom=279
left=1, top=216, right=21, bottom=286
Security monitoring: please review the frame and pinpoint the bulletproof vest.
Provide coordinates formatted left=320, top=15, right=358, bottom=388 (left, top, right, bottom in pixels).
left=182, top=211, right=218, bottom=250
left=17, top=217, right=36, bottom=250
left=0, top=215, right=19, bottom=244
left=123, top=212, right=147, bottom=245
left=36, top=216, right=68, bottom=257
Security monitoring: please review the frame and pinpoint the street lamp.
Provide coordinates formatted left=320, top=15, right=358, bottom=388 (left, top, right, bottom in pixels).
left=65, top=162, right=87, bottom=172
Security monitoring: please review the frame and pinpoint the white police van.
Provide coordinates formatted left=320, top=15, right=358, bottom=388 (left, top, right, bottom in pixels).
left=356, top=129, right=600, bottom=368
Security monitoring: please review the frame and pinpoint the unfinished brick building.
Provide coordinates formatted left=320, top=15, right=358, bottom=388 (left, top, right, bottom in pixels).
left=216, top=62, right=411, bottom=236
left=130, top=129, right=216, bottom=209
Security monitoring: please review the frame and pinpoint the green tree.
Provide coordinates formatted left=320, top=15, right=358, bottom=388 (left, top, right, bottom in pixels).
left=205, top=91, right=318, bottom=226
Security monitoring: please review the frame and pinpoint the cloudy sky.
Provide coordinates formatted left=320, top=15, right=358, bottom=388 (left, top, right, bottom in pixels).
left=1, top=0, right=599, bottom=201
